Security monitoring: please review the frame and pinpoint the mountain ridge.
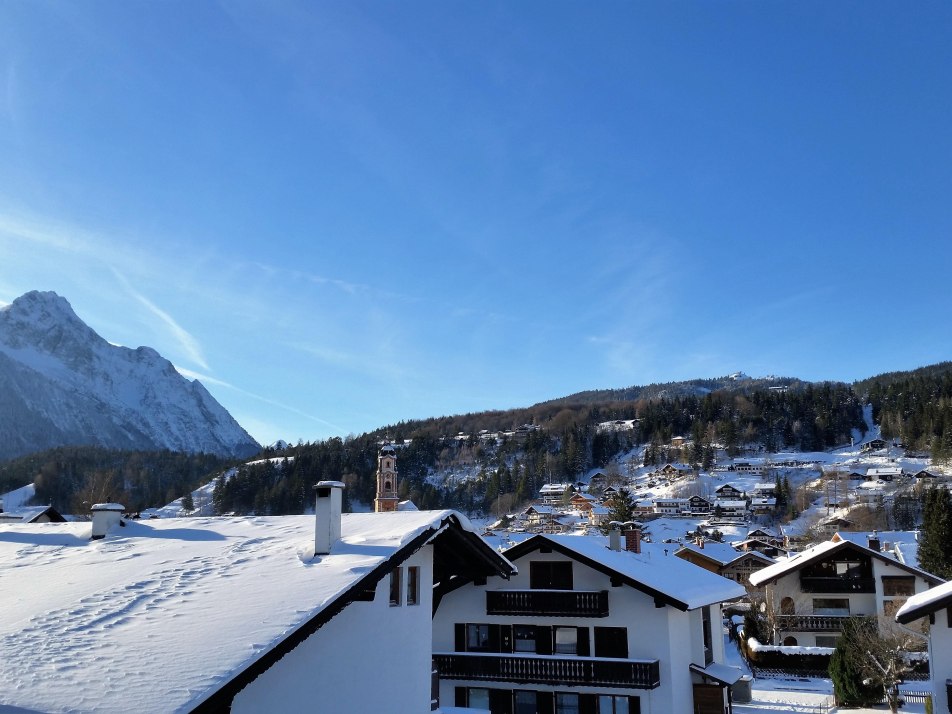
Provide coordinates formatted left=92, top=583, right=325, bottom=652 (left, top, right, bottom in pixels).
left=0, top=290, right=260, bottom=462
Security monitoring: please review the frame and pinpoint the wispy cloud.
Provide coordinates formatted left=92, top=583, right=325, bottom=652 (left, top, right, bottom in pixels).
left=111, top=269, right=209, bottom=371
left=175, top=365, right=347, bottom=433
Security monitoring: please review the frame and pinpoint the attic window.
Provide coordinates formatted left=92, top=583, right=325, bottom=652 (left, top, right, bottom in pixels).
left=529, top=561, right=573, bottom=590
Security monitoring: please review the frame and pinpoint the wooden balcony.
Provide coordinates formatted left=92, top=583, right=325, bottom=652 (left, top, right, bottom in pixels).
left=776, top=614, right=848, bottom=632
left=485, top=590, right=609, bottom=617
left=799, top=576, right=875, bottom=594
left=433, top=653, right=660, bottom=689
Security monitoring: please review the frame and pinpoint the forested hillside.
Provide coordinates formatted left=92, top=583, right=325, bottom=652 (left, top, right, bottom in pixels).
left=0, top=446, right=237, bottom=514
left=10, top=363, right=952, bottom=519
left=856, top=362, right=952, bottom=461
left=213, top=380, right=865, bottom=517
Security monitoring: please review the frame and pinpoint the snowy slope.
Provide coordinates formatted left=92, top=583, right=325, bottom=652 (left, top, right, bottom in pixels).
left=0, top=291, right=259, bottom=461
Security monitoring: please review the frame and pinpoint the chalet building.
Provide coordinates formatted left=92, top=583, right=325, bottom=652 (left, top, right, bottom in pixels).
left=0, top=487, right=513, bottom=714
left=570, top=493, right=598, bottom=512
left=655, top=463, right=694, bottom=481
left=860, top=438, right=887, bottom=453
left=675, top=541, right=775, bottom=590
left=896, top=578, right=952, bottom=714
left=588, top=505, right=611, bottom=528
left=432, top=527, right=747, bottom=714
left=540, top=483, right=575, bottom=505
left=913, top=469, right=939, bottom=481
left=523, top=505, right=561, bottom=528
left=686, top=495, right=713, bottom=516
left=731, top=538, right=788, bottom=560
left=653, top=497, right=688, bottom=516
left=866, top=466, right=904, bottom=482
left=714, top=484, right=744, bottom=500
left=748, top=497, right=776, bottom=515
left=749, top=536, right=942, bottom=649
left=855, top=481, right=886, bottom=506
left=633, top=500, right=655, bottom=518
left=712, top=499, right=747, bottom=520
left=731, top=460, right=764, bottom=475
left=0, top=504, right=66, bottom=523
left=750, top=483, right=777, bottom=497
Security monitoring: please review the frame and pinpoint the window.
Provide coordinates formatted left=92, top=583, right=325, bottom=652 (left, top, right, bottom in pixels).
left=514, top=690, right=536, bottom=714
left=556, top=693, right=580, bottom=714
left=813, top=598, right=849, bottom=615
left=599, top=695, right=633, bottom=714
left=594, top=627, right=628, bottom=658
left=467, top=688, right=490, bottom=710
left=554, top=626, right=577, bottom=655
left=466, top=624, right=491, bottom=651
left=514, top=625, right=536, bottom=653
left=815, top=635, right=838, bottom=648
left=529, top=561, right=573, bottom=590
left=407, top=566, right=420, bottom=606
left=882, top=576, right=915, bottom=596
left=389, top=568, right=402, bottom=606
left=701, top=605, right=713, bottom=665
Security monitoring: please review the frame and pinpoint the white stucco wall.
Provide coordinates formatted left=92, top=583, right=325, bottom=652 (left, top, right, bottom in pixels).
left=233, top=548, right=434, bottom=714
left=928, top=606, right=951, bottom=714
left=433, top=549, right=722, bottom=714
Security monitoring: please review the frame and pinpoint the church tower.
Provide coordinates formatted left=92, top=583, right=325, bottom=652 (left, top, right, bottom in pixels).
left=374, top=444, right=399, bottom=513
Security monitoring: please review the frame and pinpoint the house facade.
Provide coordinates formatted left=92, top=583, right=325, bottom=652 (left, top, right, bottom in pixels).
left=896, top=579, right=952, bottom=714
left=749, top=537, right=942, bottom=649
left=432, top=531, right=747, bottom=714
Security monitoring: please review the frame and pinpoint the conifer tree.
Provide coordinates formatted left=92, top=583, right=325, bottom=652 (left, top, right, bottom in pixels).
left=919, top=486, right=952, bottom=578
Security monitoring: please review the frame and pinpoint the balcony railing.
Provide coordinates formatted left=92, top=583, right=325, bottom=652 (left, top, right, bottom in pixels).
left=776, top=614, right=848, bottom=632
left=799, top=576, right=875, bottom=594
left=486, top=590, right=609, bottom=617
left=433, top=653, right=660, bottom=689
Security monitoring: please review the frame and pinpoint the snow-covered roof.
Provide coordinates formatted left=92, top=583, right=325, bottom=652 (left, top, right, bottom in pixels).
left=749, top=538, right=942, bottom=588
left=895, top=579, right=952, bottom=624
left=0, top=510, right=506, bottom=713
left=676, top=541, right=750, bottom=566
left=504, top=534, right=746, bottom=611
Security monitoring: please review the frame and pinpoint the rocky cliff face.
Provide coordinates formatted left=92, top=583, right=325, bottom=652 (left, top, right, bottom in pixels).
left=0, top=291, right=260, bottom=461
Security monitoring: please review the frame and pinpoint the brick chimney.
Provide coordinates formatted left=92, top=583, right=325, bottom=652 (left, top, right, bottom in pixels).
left=91, top=503, right=125, bottom=540
left=314, top=481, right=345, bottom=556
left=867, top=531, right=881, bottom=552
left=623, top=522, right=642, bottom=554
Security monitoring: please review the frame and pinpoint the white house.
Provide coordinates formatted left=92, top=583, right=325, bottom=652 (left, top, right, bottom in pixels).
left=540, top=483, right=575, bottom=505
left=0, top=486, right=513, bottom=714
left=653, top=497, right=688, bottom=516
left=432, top=528, right=748, bottom=714
left=867, top=466, right=904, bottom=482
left=896, top=578, right=952, bottom=714
left=749, top=536, right=942, bottom=648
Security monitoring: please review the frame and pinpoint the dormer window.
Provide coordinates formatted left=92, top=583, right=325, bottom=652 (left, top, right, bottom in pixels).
left=529, top=561, right=573, bottom=590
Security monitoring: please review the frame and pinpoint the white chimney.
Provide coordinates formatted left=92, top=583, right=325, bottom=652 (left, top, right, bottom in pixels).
left=314, top=481, right=345, bottom=556
left=608, top=521, right=622, bottom=552
left=91, top=503, right=125, bottom=540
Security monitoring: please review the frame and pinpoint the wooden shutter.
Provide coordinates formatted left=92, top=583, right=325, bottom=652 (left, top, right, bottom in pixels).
left=490, top=689, right=513, bottom=714
left=535, top=626, right=552, bottom=655
left=576, top=627, right=590, bottom=657
left=455, top=623, right=466, bottom=652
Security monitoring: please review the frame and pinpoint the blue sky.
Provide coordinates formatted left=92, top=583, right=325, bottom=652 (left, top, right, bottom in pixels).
left=1, top=1, right=950, bottom=446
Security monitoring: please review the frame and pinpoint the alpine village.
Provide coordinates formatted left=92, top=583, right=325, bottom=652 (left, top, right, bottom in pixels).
left=0, top=291, right=950, bottom=714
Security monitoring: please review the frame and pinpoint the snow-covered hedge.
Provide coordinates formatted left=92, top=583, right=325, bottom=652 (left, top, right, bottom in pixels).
left=743, top=637, right=833, bottom=672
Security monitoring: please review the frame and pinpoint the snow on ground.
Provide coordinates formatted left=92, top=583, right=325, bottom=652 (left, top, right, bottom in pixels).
left=0, top=482, right=35, bottom=511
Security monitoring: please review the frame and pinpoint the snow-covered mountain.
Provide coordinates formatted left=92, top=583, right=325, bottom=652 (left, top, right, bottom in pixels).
left=0, top=291, right=260, bottom=461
